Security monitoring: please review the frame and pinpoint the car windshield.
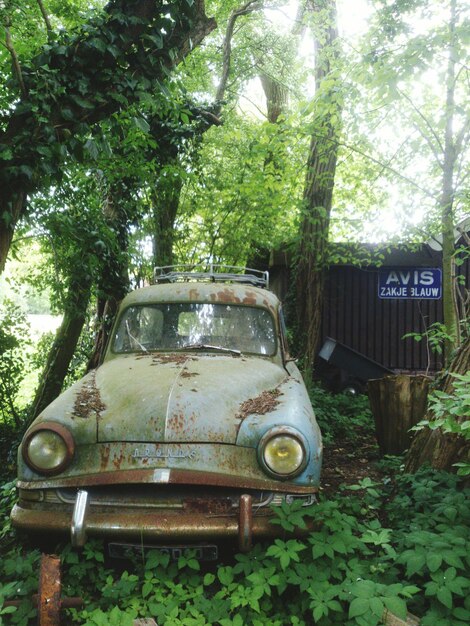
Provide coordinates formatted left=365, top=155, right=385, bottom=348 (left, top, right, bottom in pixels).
left=112, top=303, right=276, bottom=356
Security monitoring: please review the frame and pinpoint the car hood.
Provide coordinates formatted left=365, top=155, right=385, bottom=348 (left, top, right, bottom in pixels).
left=94, top=353, right=287, bottom=444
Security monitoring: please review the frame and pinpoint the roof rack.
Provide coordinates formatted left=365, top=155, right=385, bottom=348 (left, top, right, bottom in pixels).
left=154, top=265, right=269, bottom=288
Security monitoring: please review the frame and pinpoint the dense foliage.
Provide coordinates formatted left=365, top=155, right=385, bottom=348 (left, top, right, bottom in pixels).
left=308, top=385, right=375, bottom=445
left=1, top=464, right=469, bottom=625
left=0, top=387, right=469, bottom=625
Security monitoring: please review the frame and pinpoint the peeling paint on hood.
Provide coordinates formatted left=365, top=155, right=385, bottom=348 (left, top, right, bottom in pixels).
left=95, top=353, right=287, bottom=444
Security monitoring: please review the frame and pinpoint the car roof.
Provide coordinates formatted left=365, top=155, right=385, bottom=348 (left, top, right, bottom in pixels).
left=121, top=282, right=280, bottom=314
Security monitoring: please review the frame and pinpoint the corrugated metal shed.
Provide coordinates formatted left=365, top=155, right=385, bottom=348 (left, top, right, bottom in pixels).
left=270, top=237, right=469, bottom=374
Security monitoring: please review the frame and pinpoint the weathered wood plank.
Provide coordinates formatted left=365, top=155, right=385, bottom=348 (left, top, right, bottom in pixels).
left=383, top=609, right=420, bottom=625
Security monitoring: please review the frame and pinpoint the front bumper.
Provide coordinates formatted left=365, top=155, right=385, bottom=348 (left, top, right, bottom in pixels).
left=12, top=495, right=272, bottom=551
left=12, top=485, right=317, bottom=552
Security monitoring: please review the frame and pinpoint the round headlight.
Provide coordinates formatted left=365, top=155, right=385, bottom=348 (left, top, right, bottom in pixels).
left=22, top=424, right=74, bottom=475
left=259, top=427, right=308, bottom=479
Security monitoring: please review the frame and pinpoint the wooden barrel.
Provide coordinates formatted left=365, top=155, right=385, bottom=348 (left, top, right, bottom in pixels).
left=368, top=375, right=430, bottom=455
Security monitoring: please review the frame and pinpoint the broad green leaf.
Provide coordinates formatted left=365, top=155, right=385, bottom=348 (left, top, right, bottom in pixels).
left=437, top=587, right=453, bottom=609
left=427, top=553, right=442, bottom=572
left=349, top=597, right=370, bottom=618
left=383, top=597, right=407, bottom=620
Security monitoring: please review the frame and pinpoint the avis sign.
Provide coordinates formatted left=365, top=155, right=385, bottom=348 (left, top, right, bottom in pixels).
left=378, top=268, right=442, bottom=300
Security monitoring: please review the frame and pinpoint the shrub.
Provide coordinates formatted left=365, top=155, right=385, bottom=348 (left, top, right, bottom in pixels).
left=0, top=301, right=30, bottom=427
left=2, top=465, right=467, bottom=626
left=308, top=383, right=375, bottom=445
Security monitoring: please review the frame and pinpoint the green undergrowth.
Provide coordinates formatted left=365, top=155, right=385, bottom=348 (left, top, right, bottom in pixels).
left=308, top=384, right=375, bottom=445
left=1, top=466, right=469, bottom=626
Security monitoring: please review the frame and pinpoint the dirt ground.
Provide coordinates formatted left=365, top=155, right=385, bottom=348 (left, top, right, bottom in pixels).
left=320, top=435, right=384, bottom=496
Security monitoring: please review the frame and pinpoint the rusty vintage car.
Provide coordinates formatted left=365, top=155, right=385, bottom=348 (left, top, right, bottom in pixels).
left=12, top=267, right=322, bottom=558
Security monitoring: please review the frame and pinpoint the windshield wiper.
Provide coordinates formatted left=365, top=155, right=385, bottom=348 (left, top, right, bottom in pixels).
left=125, top=320, right=148, bottom=352
left=182, top=343, right=241, bottom=356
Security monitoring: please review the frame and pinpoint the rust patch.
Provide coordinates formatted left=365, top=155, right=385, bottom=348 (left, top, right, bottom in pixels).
left=167, top=412, right=185, bottom=432
left=73, top=371, right=106, bottom=419
left=189, top=288, right=200, bottom=300
left=237, top=388, right=282, bottom=419
left=100, top=445, right=111, bottom=471
left=242, top=290, right=257, bottom=305
left=151, top=354, right=189, bottom=365
left=184, top=497, right=232, bottom=515
left=180, top=369, right=199, bottom=378
left=38, top=554, right=62, bottom=626
left=113, top=448, right=126, bottom=470
left=213, top=287, right=242, bottom=303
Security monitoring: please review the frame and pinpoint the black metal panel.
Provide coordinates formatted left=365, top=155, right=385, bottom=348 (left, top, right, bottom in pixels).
left=321, top=265, right=446, bottom=373
left=319, top=337, right=393, bottom=382
left=270, top=241, right=469, bottom=374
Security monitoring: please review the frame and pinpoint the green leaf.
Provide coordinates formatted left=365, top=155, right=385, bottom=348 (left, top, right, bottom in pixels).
left=0, top=147, right=13, bottom=160
left=1, top=606, right=17, bottom=615
left=437, top=587, right=453, bottom=609
left=427, top=553, right=442, bottom=572
left=218, top=567, right=234, bottom=586
left=132, top=116, right=150, bottom=133
left=370, top=597, right=384, bottom=618
left=204, top=573, right=215, bottom=586
left=142, top=581, right=153, bottom=598
left=313, top=604, right=325, bottom=622
left=406, top=553, right=426, bottom=577
left=73, top=95, right=95, bottom=109
left=384, top=597, right=407, bottom=619
left=349, top=597, right=369, bottom=618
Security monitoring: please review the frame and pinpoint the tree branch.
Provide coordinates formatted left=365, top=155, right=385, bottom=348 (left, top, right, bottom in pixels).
left=215, top=0, right=262, bottom=108
left=308, top=129, right=440, bottom=200
left=36, top=0, right=53, bottom=37
left=0, top=1, right=216, bottom=145
left=396, top=87, right=445, bottom=163
left=4, top=22, right=28, bottom=98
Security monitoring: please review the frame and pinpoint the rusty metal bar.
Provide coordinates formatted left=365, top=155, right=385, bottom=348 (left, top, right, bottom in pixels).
left=3, top=596, right=83, bottom=609
left=37, top=554, right=62, bottom=626
left=12, top=507, right=281, bottom=541
left=4, top=554, right=83, bottom=626
left=238, top=494, right=253, bottom=552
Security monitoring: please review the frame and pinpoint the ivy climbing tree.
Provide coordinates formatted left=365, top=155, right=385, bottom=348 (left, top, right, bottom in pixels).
left=0, top=0, right=216, bottom=274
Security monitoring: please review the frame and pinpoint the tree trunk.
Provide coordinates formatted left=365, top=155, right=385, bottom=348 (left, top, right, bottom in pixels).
left=405, top=337, right=470, bottom=472
left=86, top=184, right=132, bottom=371
left=440, top=0, right=460, bottom=362
left=259, top=73, right=288, bottom=124
left=152, top=173, right=184, bottom=268
left=368, top=375, right=430, bottom=455
left=0, top=193, right=26, bottom=275
left=86, top=296, right=121, bottom=371
left=295, top=125, right=339, bottom=366
left=214, top=0, right=261, bottom=113
left=31, top=277, right=92, bottom=420
left=295, top=0, right=341, bottom=368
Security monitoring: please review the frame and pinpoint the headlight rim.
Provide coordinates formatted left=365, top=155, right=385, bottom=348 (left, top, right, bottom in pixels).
left=258, top=426, right=309, bottom=480
left=22, top=422, right=75, bottom=476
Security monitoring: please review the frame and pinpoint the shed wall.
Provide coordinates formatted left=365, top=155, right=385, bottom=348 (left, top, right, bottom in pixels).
left=270, top=241, right=469, bottom=373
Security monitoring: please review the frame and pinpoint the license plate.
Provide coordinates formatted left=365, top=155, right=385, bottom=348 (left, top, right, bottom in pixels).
left=108, top=542, right=218, bottom=562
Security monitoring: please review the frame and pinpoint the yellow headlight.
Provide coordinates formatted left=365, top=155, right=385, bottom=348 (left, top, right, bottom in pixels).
left=23, top=424, right=74, bottom=475
left=263, top=435, right=305, bottom=477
